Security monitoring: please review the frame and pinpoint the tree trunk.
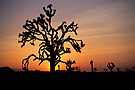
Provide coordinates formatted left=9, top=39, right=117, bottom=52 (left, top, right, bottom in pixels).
left=50, top=45, right=56, bottom=72
left=110, top=69, right=113, bottom=72
left=91, top=65, right=93, bottom=72
left=50, top=61, right=55, bottom=72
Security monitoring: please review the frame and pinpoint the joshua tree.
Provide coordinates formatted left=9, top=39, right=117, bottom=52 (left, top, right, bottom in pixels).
left=90, top=60, right=93, bottom=72
left=66, top=59, right=76, bottom=72
left=107, top=62, right=116, bottom=72
left=18, top=4, right=85, bottom=72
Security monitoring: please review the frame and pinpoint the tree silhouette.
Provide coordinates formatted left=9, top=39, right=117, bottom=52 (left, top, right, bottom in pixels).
left=18, top=4, right=85, bottom=72
left=90, top=60, right=93, bottom=72
left=66, top=59, right=76, bottom=72
left=107, top=62, right=116, bottom=72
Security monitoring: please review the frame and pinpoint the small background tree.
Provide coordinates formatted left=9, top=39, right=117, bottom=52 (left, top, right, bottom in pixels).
left=65, top=59, right=76, bottom=72
left=90, top=60, right=93, bottom=72
left=107, top=62, right=116, bottom=72
left=18, top=4, right=85, bottom=72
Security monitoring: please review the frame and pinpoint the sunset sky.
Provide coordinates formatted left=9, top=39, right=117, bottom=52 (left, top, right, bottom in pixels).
left=0, top=0, right=135, bottom=72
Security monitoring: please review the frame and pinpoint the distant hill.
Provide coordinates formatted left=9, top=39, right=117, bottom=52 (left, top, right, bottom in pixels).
left=0, top=66, right=15, bottom=72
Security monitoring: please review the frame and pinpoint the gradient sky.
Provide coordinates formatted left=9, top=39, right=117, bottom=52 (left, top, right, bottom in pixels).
left=0, top=0, right=135, bottom=71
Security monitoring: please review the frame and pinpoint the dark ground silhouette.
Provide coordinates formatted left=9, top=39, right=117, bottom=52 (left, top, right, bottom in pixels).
left=0, top=67, right=135, bottom=90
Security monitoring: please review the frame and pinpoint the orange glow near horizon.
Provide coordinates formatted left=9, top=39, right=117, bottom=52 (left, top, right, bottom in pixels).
left=0, top=0, right=135, bottom=72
